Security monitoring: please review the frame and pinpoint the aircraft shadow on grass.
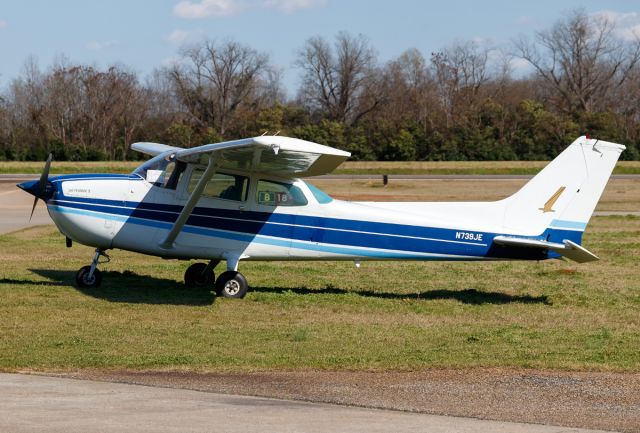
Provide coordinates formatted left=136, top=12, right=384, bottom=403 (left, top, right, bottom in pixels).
left=250, top=286, right=551, bottom=305
left=19, top=269, right=550, bottom=306
left=27, top=269, right=215, bottom=306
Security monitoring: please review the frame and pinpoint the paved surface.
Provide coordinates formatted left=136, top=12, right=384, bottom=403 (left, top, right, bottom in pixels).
left=2, top=173, right=640, bottom=182
left=0, top=184, right=52, bottom=234
left=0, top=373, right=611, bottom=433
left=68, top=369, right=640, bottom=433
left=315, top=174, right=640, bottom=180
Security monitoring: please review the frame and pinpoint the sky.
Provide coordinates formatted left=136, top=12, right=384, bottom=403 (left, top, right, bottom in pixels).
left=0, top=0, right=639, bottom=95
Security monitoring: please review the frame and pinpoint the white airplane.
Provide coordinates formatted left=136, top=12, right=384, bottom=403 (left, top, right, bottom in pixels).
left=18, top=135, right=624, bottom=298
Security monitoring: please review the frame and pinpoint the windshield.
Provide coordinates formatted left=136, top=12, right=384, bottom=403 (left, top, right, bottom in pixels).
left=132, top=152, right=175, bottom=184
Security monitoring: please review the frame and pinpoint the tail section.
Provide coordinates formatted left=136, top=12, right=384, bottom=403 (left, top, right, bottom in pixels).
left=501, top=136, right=625, bottom=236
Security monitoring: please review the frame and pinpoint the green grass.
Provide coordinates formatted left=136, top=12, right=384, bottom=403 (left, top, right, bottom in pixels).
left=0, top=217, right=639, bottom=372
left=2, top=160, right=640, bottom=175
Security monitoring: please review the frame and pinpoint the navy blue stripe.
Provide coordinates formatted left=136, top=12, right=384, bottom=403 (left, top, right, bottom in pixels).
left=54, top=192, right=490, bottom=242
left=49, top=195, right=583, bottom=260
left=51, top=198, right=487, bottom=256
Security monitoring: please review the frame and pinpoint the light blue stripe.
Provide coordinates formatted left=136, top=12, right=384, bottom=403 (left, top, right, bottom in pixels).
left=549, top=219, right=587, bottom=230
left=50, top=205, right=450, bottom=260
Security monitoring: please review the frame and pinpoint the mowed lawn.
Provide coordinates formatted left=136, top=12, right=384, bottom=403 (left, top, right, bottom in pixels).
left=0, top=216, right=639, bottom=372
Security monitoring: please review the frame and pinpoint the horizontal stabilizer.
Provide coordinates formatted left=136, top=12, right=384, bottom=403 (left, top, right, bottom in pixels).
left=493, top=236, right=599, bottom=263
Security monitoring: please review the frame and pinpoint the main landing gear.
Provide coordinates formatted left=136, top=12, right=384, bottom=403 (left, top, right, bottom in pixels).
left=75, top=248, right=110, bottom=288
left=184, top=260, right=249, bottom=298
left=74, top=249, right=248, bottom=298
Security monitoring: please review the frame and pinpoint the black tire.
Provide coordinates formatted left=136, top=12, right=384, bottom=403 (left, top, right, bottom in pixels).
left=75, top=266, right=102, bottom=288
left=215, top=271, right=248, bottom=298
left=184, top=263, right=215, bottom=288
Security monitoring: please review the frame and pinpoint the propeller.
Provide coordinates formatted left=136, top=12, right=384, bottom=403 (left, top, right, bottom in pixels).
left=28, top=153, right=52, bottom=221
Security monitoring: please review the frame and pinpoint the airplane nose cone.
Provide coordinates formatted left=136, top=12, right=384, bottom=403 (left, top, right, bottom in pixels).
left=17, top=179, right=40, bottom=197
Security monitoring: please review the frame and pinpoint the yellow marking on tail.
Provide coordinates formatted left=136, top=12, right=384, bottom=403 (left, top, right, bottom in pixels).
left=539, top=186, right=566, bottom=213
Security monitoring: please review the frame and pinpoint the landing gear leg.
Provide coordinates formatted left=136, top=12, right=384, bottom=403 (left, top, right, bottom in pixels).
left=75, top=248, right=109, bottom=288
left=215, top=256, right=248, bottom=298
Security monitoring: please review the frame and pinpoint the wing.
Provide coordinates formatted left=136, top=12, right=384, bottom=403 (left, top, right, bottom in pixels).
left=131, top=142, right=182, bottom=157
left=493, top=236, right=599, bottom=263
left=129, top=136, right=350, bottom=249
left=131, top=136, right=351, bottom=177
left=174, top=136, right=350, bottom=178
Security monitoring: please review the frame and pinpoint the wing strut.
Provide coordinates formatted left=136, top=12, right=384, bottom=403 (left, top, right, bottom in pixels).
left=160, top=155, right=217, bottom=249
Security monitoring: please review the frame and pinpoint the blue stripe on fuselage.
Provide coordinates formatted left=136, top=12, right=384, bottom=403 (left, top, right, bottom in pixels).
left=51, top=197, right=489, bottom=256
left=50, top=205, right=458, bottom=259
left=48, top=191, right=583, bottom=260
left=549, top=219, right=588, bottom=230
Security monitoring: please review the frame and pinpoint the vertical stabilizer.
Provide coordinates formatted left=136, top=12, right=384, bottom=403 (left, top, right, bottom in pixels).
left=501, top=136, right=625, bottom=235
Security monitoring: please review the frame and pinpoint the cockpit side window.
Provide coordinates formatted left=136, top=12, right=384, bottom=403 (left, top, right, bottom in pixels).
left=188, top=169, right=249, bottom=202
left=255, top=180, right=308, bottom=207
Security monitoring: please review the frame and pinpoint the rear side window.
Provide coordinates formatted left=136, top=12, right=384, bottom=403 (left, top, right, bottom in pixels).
left=189, top=170, right=249, bottom=201
left=256, top=180, right=308, bottom=207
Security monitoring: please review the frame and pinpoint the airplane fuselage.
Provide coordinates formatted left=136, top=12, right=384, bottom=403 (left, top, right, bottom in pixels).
left=17, top=135, right=624, bottom=296
left=44, top=171, right=579, bottom=264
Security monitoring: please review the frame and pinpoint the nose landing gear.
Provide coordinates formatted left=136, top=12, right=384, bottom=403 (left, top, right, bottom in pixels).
left=75, top=248, right=110, bottom=288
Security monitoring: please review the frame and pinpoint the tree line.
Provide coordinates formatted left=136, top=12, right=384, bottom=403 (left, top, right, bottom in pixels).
left=1, top=9, right=639, bottom=162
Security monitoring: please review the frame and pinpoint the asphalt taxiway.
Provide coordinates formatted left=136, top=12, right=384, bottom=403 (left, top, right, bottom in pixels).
left=0, top=374, right=611, bottom=433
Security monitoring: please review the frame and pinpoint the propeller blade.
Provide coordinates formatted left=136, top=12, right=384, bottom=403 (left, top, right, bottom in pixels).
left=29, top=197, right=39, bottom=222
left=27, top=154, right=52, bottom=222
left=37, top=153, right=53, bottom=195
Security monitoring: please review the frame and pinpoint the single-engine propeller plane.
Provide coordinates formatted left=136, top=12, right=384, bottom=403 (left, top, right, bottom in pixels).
left=18, top=135, right=625, bottom=298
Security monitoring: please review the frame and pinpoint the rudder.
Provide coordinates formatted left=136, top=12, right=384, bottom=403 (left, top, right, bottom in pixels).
left=501, top=136, right=625, bottom=236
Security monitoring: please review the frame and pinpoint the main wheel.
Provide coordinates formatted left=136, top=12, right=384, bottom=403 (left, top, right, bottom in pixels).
left=75, top=266, right=102, bottom=288
left=184, top=263, right=215, bottom=288
left=215, top=271, right=248, bottom=298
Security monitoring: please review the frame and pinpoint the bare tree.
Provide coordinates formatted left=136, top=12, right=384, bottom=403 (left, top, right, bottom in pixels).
left=431, top=41, right=492, bottom=126
left=514, top=9, right=640, bottom=113
left=379, top=49, right=438, bottom=131
left=169, top=39, right=273, bottom=136
left=296, top=32, right=382, bottom=124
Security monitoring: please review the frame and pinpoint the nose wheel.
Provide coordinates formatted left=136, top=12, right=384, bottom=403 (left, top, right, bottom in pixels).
left=75, top=266, right=102, bottom=288
left=75, top=248, right=109, bottom=288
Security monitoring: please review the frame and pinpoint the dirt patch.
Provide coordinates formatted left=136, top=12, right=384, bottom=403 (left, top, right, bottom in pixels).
left=40, top=368, right=640, bottom=432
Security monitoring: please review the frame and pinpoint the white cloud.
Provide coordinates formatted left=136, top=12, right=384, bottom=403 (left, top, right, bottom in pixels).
left=470, top=36, right=494, bottom=47
left=592, top=11, right=640, bottom=41
left=262, top=0, right=327, bottom=13
left=0, top=20, right=7, bottom=29
left=173, top=0, right=241, bottom=18
left=86, top=40, right=118, bottom=51
left=167, top=29, right=190, bottom=44
left=172, top=0, right=326, bottom=18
